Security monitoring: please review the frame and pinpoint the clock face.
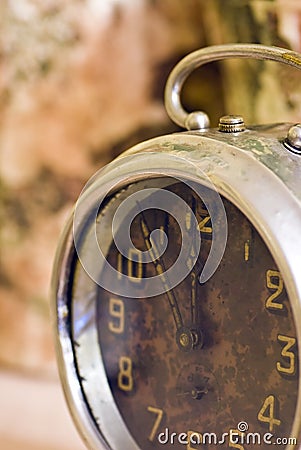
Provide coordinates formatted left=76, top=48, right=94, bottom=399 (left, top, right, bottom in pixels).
left=71, top=176, right=299, bottom=450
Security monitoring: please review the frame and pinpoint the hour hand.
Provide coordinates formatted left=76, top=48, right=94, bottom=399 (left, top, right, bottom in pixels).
left=139, top=216, right=184, bottom=335
left=174, top=271, right=204, bottom=352
left=189, top=270, right=204, bottom=349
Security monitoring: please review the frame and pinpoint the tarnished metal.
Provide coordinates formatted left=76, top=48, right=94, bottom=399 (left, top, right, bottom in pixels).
left=285, top=124, right=301, bottom=155
left=53, top=124, right=301, bottom=450
left=165, top=43, right=301, bottom=130
left=52, top=44, right=301, bottom=450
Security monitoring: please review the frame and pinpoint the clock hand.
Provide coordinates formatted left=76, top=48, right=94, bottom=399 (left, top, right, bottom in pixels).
left=140, top=216, right=184, bottom=332
left=185, top=197, right=203, bottom=348
left=191, top=270, right=197, bottom=326
left=140, top=211, right=202, bottom=352
left=190, top=270, right=204, bottom=348
left=177, top=388, right=208, bottom=400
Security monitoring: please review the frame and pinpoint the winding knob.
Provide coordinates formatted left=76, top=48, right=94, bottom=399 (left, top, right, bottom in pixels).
left=218, top=115, right=245, bottom=133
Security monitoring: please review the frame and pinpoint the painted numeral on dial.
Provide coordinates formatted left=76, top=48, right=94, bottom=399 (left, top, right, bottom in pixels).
left=277, top=334, right=296, bottom=375
left=198, top=214, right=212, bottom=235
left=187, top=430, right=202, bottom=449
left=117, top=249, right=143, bottom=283
left=108, top=298, right=124, bottom=334
left=229, top=429, right=244, bottom=450
left=257, top=395, right=281, bottom=432
left=118, top=356, right=133, bottom=392
left=147, top=406, right=164, bottom=442
left=187, top=196, right=212, bottom=237
left=265, top=270, right=284, bottom=311
left=185, top=196, right=197, bottom=232
left=244, top=239, right=250, bottom=262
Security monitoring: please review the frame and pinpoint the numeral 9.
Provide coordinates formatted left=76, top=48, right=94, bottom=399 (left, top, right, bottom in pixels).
left=109, top=298, right=124, bottom=334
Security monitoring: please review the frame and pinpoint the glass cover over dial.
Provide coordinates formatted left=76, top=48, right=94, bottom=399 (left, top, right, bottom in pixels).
left=71, top=176, right=298, bottom=450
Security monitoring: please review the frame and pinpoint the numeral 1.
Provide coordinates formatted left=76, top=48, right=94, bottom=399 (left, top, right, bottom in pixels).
left=244, top=239, right=250, bottom=262
left=117, top=249, right=143, bottom=283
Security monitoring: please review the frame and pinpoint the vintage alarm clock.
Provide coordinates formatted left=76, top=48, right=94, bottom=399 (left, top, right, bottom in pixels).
left=52, top=44, right=301, bottom=449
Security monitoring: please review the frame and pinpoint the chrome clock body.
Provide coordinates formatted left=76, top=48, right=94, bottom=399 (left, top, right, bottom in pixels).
left=52, top=45, right=301, bottom=449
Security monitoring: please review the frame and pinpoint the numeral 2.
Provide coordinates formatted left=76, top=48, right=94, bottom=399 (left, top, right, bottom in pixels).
left=266, top=270, right=284, bottom=311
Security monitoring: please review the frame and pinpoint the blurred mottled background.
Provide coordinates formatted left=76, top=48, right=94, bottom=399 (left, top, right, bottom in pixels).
left=1, top=1, right=301, bottom=449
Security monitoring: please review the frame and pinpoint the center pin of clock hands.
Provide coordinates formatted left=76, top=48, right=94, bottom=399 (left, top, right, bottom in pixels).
left=139, top=208, right=203, bottom=352
left=177, top=387, right=208, bottom=400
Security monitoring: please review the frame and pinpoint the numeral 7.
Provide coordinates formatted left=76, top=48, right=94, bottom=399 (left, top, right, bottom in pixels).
left=147, top=406, right=164, bottom=442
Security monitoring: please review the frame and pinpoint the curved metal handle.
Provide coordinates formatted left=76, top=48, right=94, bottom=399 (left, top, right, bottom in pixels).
left=164, top=43, right=301, bottom=130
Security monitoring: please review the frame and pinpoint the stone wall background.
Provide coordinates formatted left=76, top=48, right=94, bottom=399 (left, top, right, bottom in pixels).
left=0, top=0, right=209, bottom=377
left=0, top=1, right=301, bottom=448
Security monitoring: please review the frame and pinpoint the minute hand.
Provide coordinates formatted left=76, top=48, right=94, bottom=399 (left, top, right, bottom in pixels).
left=140, top=218, right=183, bottom=331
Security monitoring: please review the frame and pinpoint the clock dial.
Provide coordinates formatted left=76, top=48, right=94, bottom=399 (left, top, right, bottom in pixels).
left=71, top=176, right=299, bottom=449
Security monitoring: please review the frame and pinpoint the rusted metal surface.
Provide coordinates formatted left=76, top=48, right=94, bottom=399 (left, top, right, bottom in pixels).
left=71, top=179, right=298, bottom=449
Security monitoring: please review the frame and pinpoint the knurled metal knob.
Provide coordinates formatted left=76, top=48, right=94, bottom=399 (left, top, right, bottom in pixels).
left=218, top=115, right=245, bottom=133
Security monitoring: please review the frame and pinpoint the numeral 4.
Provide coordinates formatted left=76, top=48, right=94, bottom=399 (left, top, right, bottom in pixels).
left=257, top=395, right=281, bottom=432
